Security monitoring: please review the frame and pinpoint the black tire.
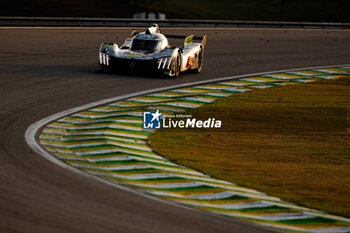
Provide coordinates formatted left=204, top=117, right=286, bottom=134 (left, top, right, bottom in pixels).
left=96, top=64, right=104, bottom=72
left=174, top=51, right=181, bottom=78
left=96, top=64, right=111, bottom=73
left=195, top=48, right=204, bottom=73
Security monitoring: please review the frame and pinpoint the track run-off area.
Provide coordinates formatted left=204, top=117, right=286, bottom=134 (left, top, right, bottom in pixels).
left=1, top=28, right=350, bottom=233
left=29, top=66, right=350, bottom=233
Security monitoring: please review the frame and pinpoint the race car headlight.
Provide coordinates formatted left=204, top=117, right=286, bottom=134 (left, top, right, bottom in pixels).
left=157, top=57, right=172, bottom=70
left=99, top=52, right=110, bottom=66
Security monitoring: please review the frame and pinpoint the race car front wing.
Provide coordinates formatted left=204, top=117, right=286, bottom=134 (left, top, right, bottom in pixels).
left=99, top=53, right=175, bottom=76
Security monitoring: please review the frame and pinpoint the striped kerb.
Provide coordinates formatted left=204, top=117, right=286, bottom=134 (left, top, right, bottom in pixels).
left=39, top=67, right=350, bottom=233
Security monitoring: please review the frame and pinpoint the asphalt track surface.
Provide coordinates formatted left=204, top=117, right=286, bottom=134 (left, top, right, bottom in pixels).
left=0, top=27, right=350, bottom=233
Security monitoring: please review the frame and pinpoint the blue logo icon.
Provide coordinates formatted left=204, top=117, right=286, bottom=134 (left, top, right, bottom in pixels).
left=143, top=110, right=162, bottom=129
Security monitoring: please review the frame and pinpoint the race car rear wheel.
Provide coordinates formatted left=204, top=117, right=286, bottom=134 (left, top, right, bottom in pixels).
left=174, top=52, right=181, bottom=77
left=195, top=48, right=203, bottom=73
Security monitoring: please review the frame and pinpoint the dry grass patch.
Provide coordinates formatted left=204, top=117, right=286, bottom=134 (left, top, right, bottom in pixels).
left=149, top=76, right=350, bottom=217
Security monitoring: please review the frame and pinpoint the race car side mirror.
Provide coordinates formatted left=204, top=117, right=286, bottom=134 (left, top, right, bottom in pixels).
left=131, top=30, right=139, bottom=37
left=184, top=35, right=194, bottom=46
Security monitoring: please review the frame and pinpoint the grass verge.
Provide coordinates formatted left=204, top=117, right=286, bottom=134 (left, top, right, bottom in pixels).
left=149, top=76, right=350, bottom=217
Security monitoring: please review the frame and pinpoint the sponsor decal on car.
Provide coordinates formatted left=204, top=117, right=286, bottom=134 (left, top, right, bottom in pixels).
left=128, top=54, right=143, bottom=57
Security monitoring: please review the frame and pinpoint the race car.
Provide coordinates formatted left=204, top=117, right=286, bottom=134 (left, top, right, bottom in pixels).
left=98, top=24, right=207, bottom=77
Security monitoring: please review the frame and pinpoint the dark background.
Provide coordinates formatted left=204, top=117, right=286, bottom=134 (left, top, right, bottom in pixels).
left=1, top=0, right=350, bottom=22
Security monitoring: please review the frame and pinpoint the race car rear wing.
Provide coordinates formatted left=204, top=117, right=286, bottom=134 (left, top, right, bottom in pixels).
left=165, top=34, right=207, bottom=48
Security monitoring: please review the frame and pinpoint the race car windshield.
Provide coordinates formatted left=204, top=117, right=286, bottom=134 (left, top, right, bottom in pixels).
left=131, top=39, right=160, bottom=52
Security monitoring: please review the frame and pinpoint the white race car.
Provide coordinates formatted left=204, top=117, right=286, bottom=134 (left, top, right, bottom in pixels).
left=98, top=24, right=207, bottom=77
